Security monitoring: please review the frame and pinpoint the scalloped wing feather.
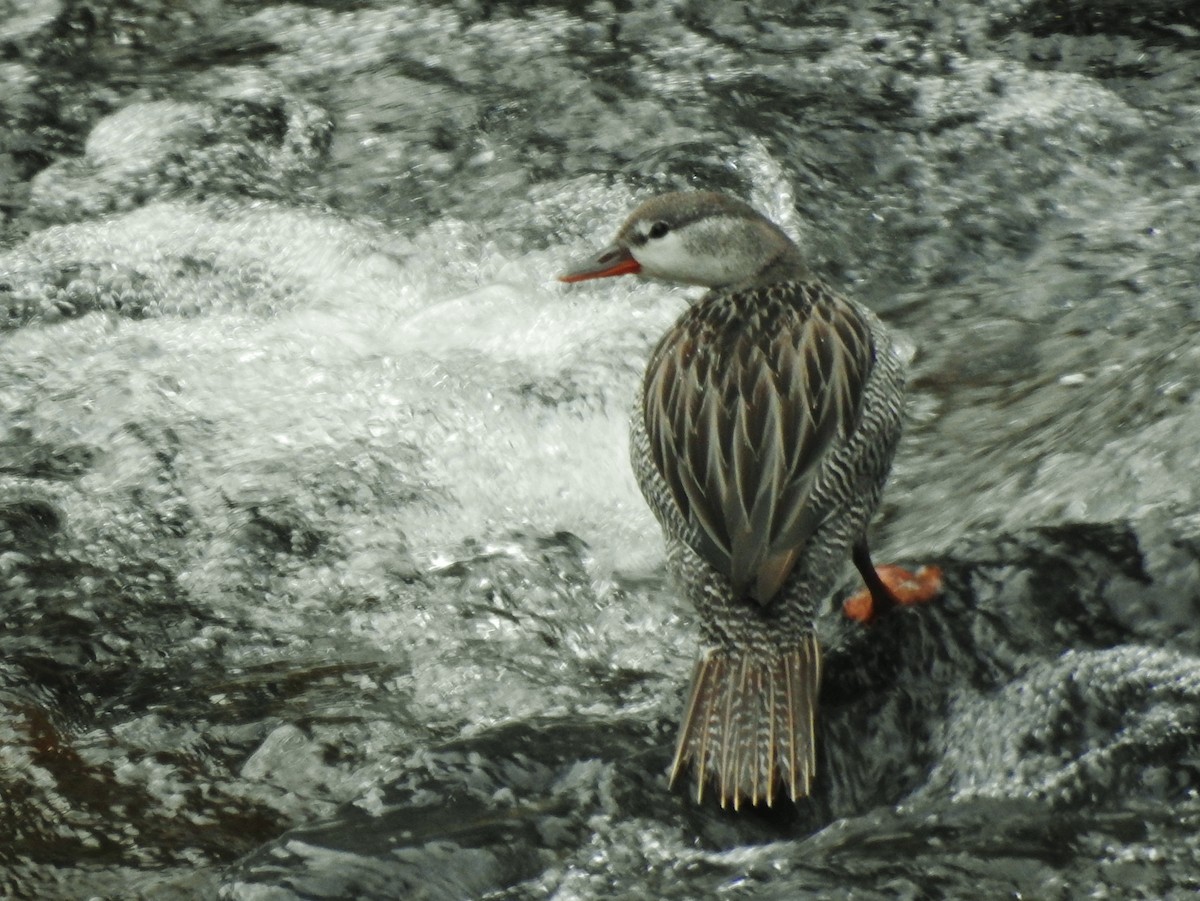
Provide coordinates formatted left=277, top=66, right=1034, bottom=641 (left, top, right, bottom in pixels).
left=644, top=284, right=876, bottom=603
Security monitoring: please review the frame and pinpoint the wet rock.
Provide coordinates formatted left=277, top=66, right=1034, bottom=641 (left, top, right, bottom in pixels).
left=222, top=718, right=660, bottom=901
left=218, top=521, right=1200, bottom=898
left=28, top=92, right=332, bottom=226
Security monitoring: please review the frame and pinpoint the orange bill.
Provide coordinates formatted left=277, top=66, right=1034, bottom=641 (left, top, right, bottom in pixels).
left=558, top=245, right=642, bottom=283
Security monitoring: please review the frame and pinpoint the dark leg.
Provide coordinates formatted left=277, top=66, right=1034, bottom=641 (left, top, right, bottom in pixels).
left=852, top=540, right=899, bottom=620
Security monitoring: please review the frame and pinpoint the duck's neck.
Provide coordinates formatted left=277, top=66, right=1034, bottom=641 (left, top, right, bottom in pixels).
left=732, top=241, right=811, bottom=291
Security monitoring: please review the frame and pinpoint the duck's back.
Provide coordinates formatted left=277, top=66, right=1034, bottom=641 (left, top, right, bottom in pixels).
left=631, top=280, right=905, bottom=610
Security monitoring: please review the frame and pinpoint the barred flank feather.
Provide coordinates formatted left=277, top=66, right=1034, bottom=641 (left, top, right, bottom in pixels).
left=669, top=634, right=821, bottom=809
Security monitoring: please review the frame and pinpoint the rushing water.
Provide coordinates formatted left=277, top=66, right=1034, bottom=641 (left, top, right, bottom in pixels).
left=2, top=1, right=1200, bottom=898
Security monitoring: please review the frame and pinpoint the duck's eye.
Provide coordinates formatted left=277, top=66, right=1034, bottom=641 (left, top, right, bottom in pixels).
left=648, top=221, right=670, bottom=240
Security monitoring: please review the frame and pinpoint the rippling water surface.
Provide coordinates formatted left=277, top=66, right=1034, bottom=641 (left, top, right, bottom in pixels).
left=2, top=1, right=1200, bottom=898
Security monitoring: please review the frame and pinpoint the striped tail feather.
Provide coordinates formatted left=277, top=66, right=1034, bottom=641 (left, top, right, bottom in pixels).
left=669, top=634, right=821, bottom=809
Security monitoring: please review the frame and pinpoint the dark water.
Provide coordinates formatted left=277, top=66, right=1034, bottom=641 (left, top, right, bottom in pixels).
left=2, top=1, right=1200, bottom=898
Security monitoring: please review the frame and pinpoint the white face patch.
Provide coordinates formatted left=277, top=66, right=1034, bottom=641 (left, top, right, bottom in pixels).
left=630, top=216, right=756, bottom=287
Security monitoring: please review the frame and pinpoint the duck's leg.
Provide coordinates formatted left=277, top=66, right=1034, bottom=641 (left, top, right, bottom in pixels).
left=843, top=540, right=942, bottom=624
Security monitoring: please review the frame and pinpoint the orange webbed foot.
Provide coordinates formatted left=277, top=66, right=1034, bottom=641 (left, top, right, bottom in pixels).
left=842, top=564, right=943, bottom=625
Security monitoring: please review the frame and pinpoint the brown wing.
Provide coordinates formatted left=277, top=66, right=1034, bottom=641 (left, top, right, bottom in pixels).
left=643, top=284, right=876, bottom=603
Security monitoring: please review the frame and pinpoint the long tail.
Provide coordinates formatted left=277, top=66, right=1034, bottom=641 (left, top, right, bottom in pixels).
left=669, top=634, right=821, bottom=809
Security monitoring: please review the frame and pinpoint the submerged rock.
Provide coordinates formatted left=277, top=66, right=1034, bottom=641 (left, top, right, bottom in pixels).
left=221, top=521, right=1200, bottom=899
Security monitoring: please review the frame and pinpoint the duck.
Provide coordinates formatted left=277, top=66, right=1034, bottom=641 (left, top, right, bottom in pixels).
left=559, top=191, right=939, bottom=809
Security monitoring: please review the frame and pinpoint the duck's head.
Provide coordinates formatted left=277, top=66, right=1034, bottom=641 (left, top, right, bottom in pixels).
left=558, top=191, right=807, bottom=291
